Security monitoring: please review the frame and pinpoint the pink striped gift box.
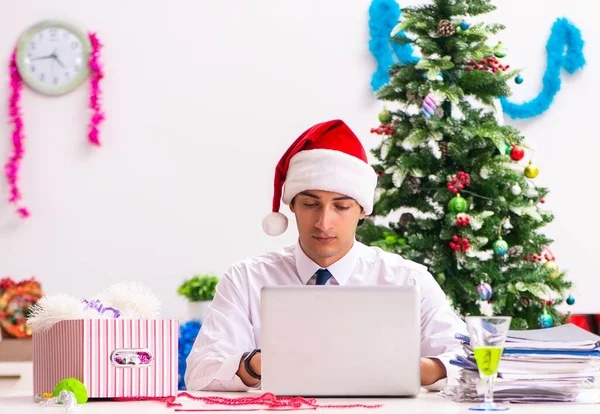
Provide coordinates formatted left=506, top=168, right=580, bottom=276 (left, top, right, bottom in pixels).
left=33, top=319, right=179, bottom=398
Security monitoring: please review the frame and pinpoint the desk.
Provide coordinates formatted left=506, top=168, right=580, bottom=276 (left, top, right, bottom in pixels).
left=0, top=390, right=594, bottom=413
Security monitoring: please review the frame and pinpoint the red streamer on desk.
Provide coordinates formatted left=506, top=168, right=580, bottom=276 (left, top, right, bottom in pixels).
left=114, top=392, right=383, bottom=410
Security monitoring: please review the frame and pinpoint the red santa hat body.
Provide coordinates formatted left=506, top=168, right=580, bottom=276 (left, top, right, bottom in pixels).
left=262, top=119, right=377, bottom=236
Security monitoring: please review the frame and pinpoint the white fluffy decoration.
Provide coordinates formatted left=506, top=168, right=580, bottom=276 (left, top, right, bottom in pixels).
left=94, top=282, right=161, bottom=319
left=27, top=293, right=102, bottom=333
left=26, top=282, right=161, bottom=333
left=262, top=212, right=288, bottom=236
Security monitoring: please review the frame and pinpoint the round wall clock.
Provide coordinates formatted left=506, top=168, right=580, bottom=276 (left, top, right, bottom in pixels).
left=15, top=20, right=92, bottom=96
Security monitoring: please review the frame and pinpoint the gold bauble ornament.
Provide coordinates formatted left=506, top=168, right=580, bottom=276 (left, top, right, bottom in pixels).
left=543, top=260, right=560, bottom=280
left=524, top=161, right=539, bottom=179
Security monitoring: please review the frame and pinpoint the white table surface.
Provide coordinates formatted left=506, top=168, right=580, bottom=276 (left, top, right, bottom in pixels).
left=0, top=389, right=596, bottom=413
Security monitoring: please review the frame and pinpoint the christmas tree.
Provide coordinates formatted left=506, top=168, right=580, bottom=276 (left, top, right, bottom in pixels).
left=357, top=0, right=574, bottom=330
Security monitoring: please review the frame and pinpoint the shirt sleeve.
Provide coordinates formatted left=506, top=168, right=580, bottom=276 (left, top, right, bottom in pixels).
left=184, top=265, right=260, bottom=391
left=413, top=268, right=468, bottom=390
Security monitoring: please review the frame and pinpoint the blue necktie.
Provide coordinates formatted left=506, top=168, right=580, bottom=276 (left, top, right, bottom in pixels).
left=315, top=268, right=332, bottom=285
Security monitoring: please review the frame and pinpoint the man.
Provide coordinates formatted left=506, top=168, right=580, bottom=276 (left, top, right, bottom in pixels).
left=185, top=119, right=467, bottom=392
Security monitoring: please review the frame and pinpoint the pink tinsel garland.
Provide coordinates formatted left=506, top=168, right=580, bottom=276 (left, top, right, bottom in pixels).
left=115, top=392, right=383, bottom=410
left=88, top=32, right=105, bottom=146
left=6, top=49, right=28, bottom=218
left=4, top=33, right=104, bottom=218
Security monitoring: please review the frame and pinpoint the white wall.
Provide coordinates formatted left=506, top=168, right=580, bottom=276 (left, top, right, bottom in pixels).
left=0, top=0, right=598, bottom=319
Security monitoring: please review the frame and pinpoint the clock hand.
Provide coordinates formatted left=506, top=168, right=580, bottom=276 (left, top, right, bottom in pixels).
left=44, top=51, right=66, bottom=69
left=31, top=54, right=53, bottom=61
left=53, top=55, right=65, bottom=68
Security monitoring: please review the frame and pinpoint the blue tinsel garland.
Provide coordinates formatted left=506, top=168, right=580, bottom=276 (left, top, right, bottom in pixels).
left=368, top=0, right=416, bottom=91
left=499, top=18, right=585, bottom=119
left=178, top=320, right=202, bottom=390
left=367, top=1, right=585, bottom=119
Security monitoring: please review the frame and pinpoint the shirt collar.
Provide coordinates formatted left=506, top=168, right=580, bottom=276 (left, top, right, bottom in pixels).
left=294, top=239, right=361, bottom=285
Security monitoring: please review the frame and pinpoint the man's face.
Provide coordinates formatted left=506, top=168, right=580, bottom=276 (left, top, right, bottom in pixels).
left=290, top=190, right=365, bottom=267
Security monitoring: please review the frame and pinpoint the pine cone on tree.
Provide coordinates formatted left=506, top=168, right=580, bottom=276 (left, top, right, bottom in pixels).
left=439, top=142, right=449, bottom=157
left=405, top=177, right=421, bottom=194
left=522, top=298, right=534, bottom=307
left=399, top=213, right=416, bottom=227
left=437, top=19, right=456, bottom=37
left=508, top=245, right=524, bottom=257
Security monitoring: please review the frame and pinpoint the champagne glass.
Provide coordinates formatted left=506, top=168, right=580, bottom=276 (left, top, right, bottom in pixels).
left=465, top=316, right=512, bottom=411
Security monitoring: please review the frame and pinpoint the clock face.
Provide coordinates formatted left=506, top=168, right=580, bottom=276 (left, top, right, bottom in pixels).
left=16, top=20, right=91, bottom=96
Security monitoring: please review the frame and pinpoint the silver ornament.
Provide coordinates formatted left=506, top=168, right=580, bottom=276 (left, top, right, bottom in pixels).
left=39, top=390, right=81, bottom=413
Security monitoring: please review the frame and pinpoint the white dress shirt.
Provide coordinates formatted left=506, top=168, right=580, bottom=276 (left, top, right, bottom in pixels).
left=185, top=240, right=468, bottom=392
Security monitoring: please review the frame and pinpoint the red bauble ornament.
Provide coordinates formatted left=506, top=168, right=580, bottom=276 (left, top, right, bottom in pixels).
left=510, top=145, right=525, bottom=161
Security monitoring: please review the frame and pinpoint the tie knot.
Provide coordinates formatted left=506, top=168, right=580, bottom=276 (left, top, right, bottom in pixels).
left=315, top=268, right=332, bottom=285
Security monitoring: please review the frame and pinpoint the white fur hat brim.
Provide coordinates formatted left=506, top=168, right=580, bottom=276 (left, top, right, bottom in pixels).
left=281, top=148, right=377, bottom=214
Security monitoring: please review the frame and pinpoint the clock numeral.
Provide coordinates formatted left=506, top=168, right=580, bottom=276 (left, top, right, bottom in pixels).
left=30, top=42, right=36, bottom=50
left=39, top=73, right=45, bottom=82
left=50, top=28, right=57, bottom=36
left=64, top=71, right=70, bottom=79
left=52, top=77, right=59, bottom=86
left=38, top=32, right=43, bottom=40
left=74, top=64, right=81, bottom=72
left=71, top=41, right=79, bottom=49
left=31, top=65, right=36, bottom=73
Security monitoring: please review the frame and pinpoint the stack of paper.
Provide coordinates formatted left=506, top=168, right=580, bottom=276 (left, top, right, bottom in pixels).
left=440, top=324, right=600, bottom=404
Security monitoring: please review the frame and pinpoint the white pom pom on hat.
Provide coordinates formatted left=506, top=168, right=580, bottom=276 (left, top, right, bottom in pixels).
left=263, top=119, right=377, bottom=236
left=262, top=212, right=288, bottom=236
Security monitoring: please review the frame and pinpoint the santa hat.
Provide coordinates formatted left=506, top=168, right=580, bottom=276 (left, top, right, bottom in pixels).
left=262, top=119, right=377, bottom=236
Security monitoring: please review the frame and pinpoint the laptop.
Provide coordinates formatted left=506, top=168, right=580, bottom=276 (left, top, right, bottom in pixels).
left=260, top=285, right=421, bottom=397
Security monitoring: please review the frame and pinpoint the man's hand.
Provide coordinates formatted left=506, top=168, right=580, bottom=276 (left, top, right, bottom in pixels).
left=420, top=357, right=446, bottom=386
left=236, top=352, right=261, bottom=387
